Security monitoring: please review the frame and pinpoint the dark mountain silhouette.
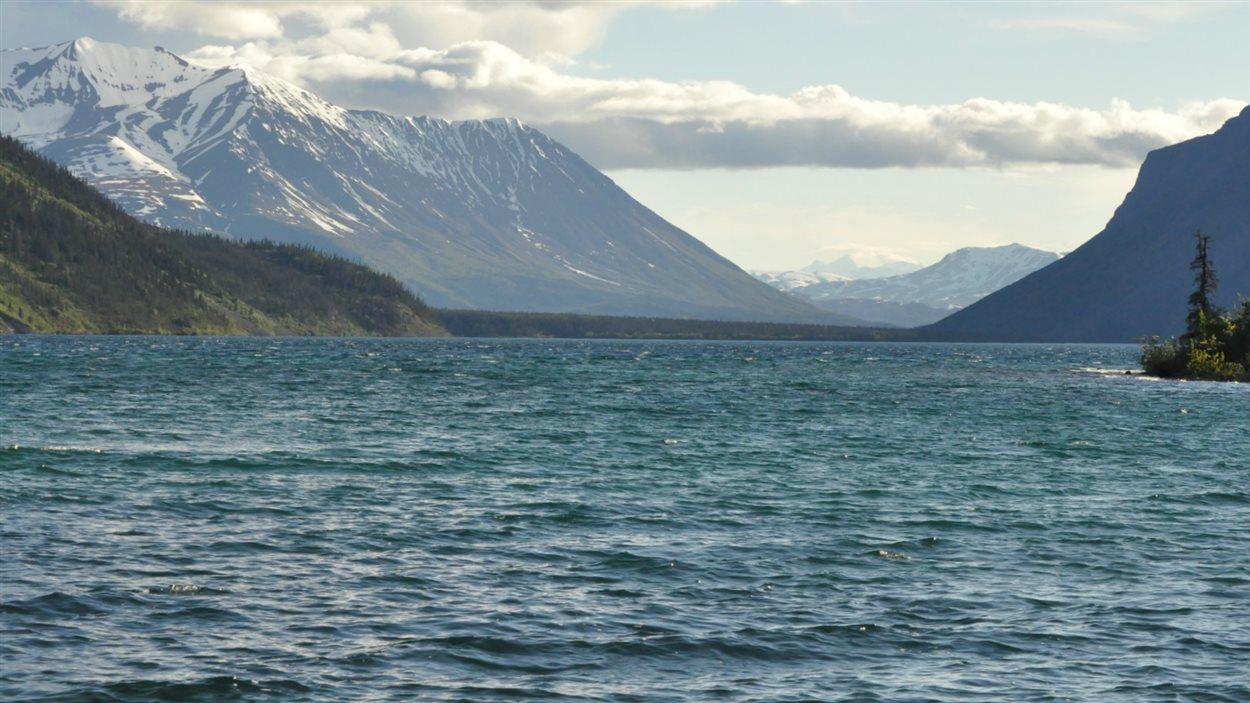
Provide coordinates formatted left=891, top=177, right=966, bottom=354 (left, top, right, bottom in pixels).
left=927, top=106, right=1249, bottom=342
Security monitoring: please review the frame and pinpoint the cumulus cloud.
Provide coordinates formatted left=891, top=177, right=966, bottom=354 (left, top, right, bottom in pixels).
left=186, top=37, right=1245, bottom=170
left=98, top=1, right=291, bottom=40
left=539, top=102, right=1245, bottom=171
left=93, top=0, right=713, bottom=57
left=104, top=0, right=1247, bottom=171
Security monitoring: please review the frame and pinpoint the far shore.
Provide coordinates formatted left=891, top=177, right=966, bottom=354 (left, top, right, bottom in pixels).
left=4, top=308, right=1167, bottom=344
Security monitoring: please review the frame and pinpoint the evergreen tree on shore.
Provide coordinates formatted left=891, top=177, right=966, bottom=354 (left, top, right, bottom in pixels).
left=1185, top=230, right=1218, bottom=341
left=1141, top=230, right=1248, bottom=381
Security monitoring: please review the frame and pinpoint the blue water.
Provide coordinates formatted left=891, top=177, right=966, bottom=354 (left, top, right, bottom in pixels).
left=2, top=336, right=1248, bottom=702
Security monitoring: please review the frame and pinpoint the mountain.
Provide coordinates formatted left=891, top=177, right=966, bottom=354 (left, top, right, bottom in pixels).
left=0, top=38, right=839, bottom=323
left=0, top=134, right=445, bottom=336
left=750, top=269, right=848, bottom=292
left=755, top=244, right=1061, bottom=327
left=928, top=107, right=1250, bottom=342
left=801, top=255, right=921, bottom=280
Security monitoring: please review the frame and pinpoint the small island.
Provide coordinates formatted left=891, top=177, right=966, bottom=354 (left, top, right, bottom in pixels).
left=1141, top=231, right=1249, bottom=381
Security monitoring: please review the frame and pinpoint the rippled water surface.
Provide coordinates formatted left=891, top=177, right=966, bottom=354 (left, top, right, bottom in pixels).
left=2, top=336, right=1248, bottom=702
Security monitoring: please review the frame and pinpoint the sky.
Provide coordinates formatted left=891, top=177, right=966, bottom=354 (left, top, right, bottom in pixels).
left=2, top=0, right=1247, bottom=269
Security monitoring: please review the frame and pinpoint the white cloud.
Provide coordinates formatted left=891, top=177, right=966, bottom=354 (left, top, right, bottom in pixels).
left=97, top=1, right=288, bottom=40
left=94, top=1, right=716, bottom=57
left=107, top=0, right=1248, bottom=171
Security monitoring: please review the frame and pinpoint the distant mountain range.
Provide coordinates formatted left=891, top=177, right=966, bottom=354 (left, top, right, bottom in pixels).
left=799, top=255, right=922, bottom=280
left=0, top=38, right=840, bottom=323
left=755, top=244, right=1061, bottom=327
left=751, top=253, right=922, bottom=292
left=751, top=269, right=849, bottom=292
left=929, top=106, right=1250, bottom=342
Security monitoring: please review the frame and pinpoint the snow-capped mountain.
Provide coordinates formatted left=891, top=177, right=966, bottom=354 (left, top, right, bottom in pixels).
left=809, top=244, right=1062, bottom=309
left=750, top=269, right=848, bottom=292
left=800, top=255, right=921, bottom=280
left=755, top=244, right=1061, bottom=327
left=0, top=38, right=835, bottom=322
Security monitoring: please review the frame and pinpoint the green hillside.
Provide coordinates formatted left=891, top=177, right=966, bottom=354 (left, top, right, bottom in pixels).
left=0, top=136, right=445, bottom=336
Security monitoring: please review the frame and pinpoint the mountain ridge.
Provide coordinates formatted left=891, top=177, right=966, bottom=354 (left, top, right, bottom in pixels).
left=801, top=255, right=921, bottom=280
left=927, top=107, right=1250, bottom=342
left=755, top=244, right=1060, bottom=327
left=2, top=38, right=846, bottom=323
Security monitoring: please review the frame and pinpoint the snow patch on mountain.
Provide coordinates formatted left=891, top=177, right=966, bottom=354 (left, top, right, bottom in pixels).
left=755, top=244, right=1061, bottom=326
left=1, top=38, right=837, bottom=322
left=801, top=253, right=922, bottom=280
left=750, top=269, right=848, bottom=292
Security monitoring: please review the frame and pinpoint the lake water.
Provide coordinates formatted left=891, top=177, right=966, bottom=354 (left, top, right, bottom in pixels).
left=2, top=336, right=1248, bottom=702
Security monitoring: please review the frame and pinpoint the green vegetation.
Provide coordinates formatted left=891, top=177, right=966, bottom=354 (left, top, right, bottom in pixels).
left=1140, top=231, right=1249, bottom=381
left=0, top=134, right=916, bottom=342
left=436, top=309, right=915, bottom=341
left=0, top=135, right=445, bottom=337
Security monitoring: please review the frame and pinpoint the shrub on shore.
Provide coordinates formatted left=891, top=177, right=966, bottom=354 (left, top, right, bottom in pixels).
left=1139, top=230, right=1248, bottom=382
left=1142, top=301, right=1250, bottom=381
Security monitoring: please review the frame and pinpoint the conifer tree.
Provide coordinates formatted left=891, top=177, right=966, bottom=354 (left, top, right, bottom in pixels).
left=1185, top=229, right=1218, bottom=341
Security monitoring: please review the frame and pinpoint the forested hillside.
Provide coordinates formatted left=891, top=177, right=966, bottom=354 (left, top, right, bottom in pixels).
left=0, top=135, right=445, bottom=336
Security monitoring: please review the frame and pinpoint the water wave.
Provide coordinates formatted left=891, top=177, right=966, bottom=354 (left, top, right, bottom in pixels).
left=2, top=337, right=1247, bottom=702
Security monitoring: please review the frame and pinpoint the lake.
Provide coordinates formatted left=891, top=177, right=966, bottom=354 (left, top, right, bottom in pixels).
left=2, top=336, right=1247, bottom=701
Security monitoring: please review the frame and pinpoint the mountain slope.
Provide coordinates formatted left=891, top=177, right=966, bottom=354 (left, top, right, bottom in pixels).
left=755, top=244, right=1060, bottom=327
left=800, top=298, right=958, bottom=329
left=928, top=107, right=1250, bottom=342
left=0, top=135, right=445, bottom=336
left=1, top=38, right=839, bottom=323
